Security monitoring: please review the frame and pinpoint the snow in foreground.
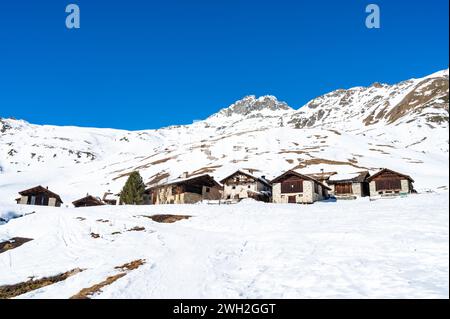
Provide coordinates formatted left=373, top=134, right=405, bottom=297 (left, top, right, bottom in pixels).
left=0, top=193, right=448, bottom=299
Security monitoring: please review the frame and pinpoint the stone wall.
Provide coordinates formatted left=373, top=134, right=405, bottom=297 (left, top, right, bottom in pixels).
left=19, top=195, right=28, bottom=205
left=352, top=183, right=363, bottom=197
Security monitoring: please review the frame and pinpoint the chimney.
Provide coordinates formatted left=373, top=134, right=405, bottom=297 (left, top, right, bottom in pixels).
left=181, top=172, right=188, bottom=179
left=261, top=175, right=266, bottom=180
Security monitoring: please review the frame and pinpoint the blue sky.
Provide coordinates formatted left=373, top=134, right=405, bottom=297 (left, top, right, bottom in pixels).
left=0, top=0, right=448, bottom=130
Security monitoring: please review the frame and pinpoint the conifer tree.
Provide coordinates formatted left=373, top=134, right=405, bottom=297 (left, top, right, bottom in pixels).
left=120, top=171, right=145, bottom=205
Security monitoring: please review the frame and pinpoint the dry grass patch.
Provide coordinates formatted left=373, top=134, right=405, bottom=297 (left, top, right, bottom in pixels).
left=115, top=259, right=146, bottom=271
left=127, top=226, right=146, bottom=232
left=0, top=268, right=83, bottom=299
left=0, top=237, right=33, bottom=254
left=71, top=259, right=146, bottom=299
left=142, top=214, right=191, bottom=224
left=70, top=273, right=126, bottom=299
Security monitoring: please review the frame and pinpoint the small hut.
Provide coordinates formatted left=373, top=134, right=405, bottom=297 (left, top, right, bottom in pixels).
left=367, top=168, right=415, bottom=197
left=220, top=170, right=272, bottom=202
left=271, top=170, right=331, bottom=204
left=326, top=171, right=371, bottom=198
left=72, top=195, right=105, bottom=208
left=17, top=185, right=63, bottom=207
left=149, top=173, right=222, bottom=204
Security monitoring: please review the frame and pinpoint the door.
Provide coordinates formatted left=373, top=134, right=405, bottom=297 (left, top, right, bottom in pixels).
left=288, top=196, right=296, bottom=203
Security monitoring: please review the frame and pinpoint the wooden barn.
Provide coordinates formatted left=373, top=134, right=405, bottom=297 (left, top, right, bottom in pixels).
left=271, top=170, right=331, bottom=204
left=149, top=174, right=222, bottom=204
left=367, top=168, right=415, bottom=197
left=220, top=170, right=272, bottom=202
left=17, top=185, right=63, bottom=207
left=326, top=171, right=371, bottom=198
left=72, top=195, right=105, bottom=208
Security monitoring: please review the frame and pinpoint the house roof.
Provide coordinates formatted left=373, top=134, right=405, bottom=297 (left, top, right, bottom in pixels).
left=72, top=195, right=104, bottom=207
left=327, top=171, right=370, bottom=184
left=220, top=170, right=271, bottom=187
left=270, top=170, right=332, bottom=190
left=18, top=185, right=63, bottom=203
left=148, top=174, right=221, bottom=190
left=305, top=171, right=338, bottom=181
left=366, top=168, right=414, bottom=183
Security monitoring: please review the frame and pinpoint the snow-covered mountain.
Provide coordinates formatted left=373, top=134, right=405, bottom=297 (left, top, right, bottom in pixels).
left=0, top=69, right=448, bottom=203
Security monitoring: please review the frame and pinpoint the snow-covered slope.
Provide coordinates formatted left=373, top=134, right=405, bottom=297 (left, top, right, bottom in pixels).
left=0, top=193, right=448, bottom=298
left=0, top=69, right=448, bottom=203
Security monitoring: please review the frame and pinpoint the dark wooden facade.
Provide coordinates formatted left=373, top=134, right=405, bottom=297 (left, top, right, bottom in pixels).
left=367, top=169, right=414, bottom=193
left=72, top=195, right=105, bottom=208
left=17, top=186, right=63, bottom=207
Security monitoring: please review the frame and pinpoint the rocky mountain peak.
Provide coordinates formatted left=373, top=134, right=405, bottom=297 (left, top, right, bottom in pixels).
left=213, top=95, right=293, bottom=118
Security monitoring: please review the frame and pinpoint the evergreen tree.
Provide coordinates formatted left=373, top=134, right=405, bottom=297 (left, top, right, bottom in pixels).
left=120, top=171, right=146, bottom=205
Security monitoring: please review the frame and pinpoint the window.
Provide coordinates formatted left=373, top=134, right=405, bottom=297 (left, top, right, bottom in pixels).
left=248, top=185, right=251, bottom=189
left=232, top=186, right=236, bottom=190
left=205, top=187, right=210, bottom=193
left=314, top=183, right=319, bottom=194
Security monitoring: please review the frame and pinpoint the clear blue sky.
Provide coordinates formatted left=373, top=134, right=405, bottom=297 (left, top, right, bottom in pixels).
left=0, top=0, right=448, bottom=130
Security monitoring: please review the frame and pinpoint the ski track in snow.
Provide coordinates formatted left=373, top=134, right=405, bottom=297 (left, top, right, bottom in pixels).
left=0, top=193, right=448, bottom=299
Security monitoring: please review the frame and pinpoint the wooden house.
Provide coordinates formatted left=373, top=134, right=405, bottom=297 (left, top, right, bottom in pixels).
left=149, top=174, right=222, bottom=204
left=220, top=170, right=272, bottom=202
left=17, top=185, right=63, bottom=207
left=326, top=171, right=371, bottom=198
left=271, top=170, right=331, bottom=204
left=72, top=195, right=105, bottom=208
left=367, top=168, right=415, bottom=197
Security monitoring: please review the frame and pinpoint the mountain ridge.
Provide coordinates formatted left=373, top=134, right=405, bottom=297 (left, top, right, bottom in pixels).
left=1, top=68, right=448, bottom=202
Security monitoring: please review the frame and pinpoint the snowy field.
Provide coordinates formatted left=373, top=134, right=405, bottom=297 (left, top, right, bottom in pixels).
left=0, top=192, right=448, bottom=299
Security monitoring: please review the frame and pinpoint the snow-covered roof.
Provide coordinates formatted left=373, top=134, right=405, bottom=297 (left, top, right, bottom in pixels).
left=328, top=171, right=370, bottom=184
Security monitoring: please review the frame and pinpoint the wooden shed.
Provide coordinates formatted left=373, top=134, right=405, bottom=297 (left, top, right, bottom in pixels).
left=149, top=174, right=222, bottom=204
left=220, top=170, right=272, bottom=202
left=17, top=186, right=63, bottom=207
left=327, top=171, right=371, bottom=198
left=72, top=195, right=105, bottom=208
left=367, top=168, right=415, bottom=197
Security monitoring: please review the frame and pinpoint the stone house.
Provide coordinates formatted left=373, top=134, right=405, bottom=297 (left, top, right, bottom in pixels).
left=367, top=168, right=415, bottom=197
left=220, top=170, right=272, bottom=202
left=326, top=171, right=371, bottom=198
left=149, top=174, right=222, bottom=204
left=17, top=185, right=63, bottom=207
left=270, top=170, right=331, bottom=204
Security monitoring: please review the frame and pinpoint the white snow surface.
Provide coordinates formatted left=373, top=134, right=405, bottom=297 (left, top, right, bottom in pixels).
left=0, top=192, right=448, bottom=299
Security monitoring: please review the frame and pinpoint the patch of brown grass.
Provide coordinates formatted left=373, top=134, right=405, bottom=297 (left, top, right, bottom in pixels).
left=0, top=268, right=83, bottom=299
left=71, top=259, right=146, bottom=299
left=142, top=214, right=191, bottom=224
left=70, top=273, right=126, bottom=299
left=127, top=226, right=145, bottom=232
left=114, top=259, right=146, bottom=271
left=0, top=237, right=33, bottom=254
